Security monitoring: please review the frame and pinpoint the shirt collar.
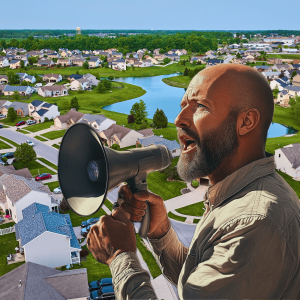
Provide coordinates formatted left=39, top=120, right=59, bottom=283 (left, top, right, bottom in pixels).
left=205, top=156, right=275, bottom=209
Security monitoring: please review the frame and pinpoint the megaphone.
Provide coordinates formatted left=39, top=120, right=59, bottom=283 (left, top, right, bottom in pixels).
left=58, top=123, right=172, bottom=238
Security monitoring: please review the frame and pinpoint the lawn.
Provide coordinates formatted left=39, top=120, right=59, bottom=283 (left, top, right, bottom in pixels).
left=64, top=208, right=107, bottom=227
left=52, top=144, right=60, bottom=149
left=0, top=222, right=15, bottom=229
left=0, top=140, right=13, bottom=149
left=41, top=129, right=66, bottom=140
left=136, top=234, right=162, bottom=279
left=34, top=135, right=48, bottom=141
left=38, top=157, right=58, bottom=170
left=168, top=211, right=186, bottom=222
left=276, top=170, right=300, bottom=198
left=0, top=136, right=19, bottom=147
left=175, top=201, right=206, bottom=216
left=45, top=181, right=60, bottom=192
left=267, top=54, right=300, bottom=59
left=25, top=121, right=54, bottom=133
left=0, top=116, right=30, bottom=126
left=153, top=123, right=179, bottom=142
left=13, top=160, right=57, bottom=176
left=19, top=129, right=29, bottom=134
left=0, top=232, right=25, bottom=277
left=162, top=75, right=191, bottom=88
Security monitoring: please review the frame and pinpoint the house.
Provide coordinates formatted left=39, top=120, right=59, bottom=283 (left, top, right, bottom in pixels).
left=27, top=51, right=42, bottom=57
left=78, top=114, right=116, bottom=132
left=54, top=109, right=85, bottom=129
left=136, top=135, right=181, bottom=157
left=137, top=128, right=154, bottom=137
left=270, top=78, right=290, bottom=91
left=10, top=59, right=27, bottom=69
left=43, top=73, right=62, bottom=83
left=38, top=85, right=68, bottom=97
left=144, top=56, right=158, bottom=65
left=68, top=74, right=83, bottom=82
left=253, top=65, right=273, bottom=72
left=70, top=78, right=91, bottom=91
left=134, top=59, right=153, bottom=68
left=206, top=59, right=224, bottom=67
left=190, top=57, right=206, bottom=64
left=126, top=57, right=140, bottom=66
left=0, top=174, right=59, bottom=222
left=0, top=75, right=8, bottom=84
left=0, top=57, right=9, bottom=68
left=100, top=124, right=144, bottom=148
left=261, top=71, right=282, bottom=79
left=57, top=58, right=70, bottom=66
left=15, top=203, right=81, bottom=268
left=276, top=90, right=290, bottom=107
left=275, top=144, right=300, bottom=178
left=0, top=85, right=7, bottom=94
left=47, top=53, right=59, bottom=59
left=88, top=58, right=100, bottom=68
left=16, top=73, right=28, bottom=81
left=165, top=53, right=180, bottom=61
left=273, top=64, right=293, bottom=72
left=60, top=50, right=69, bottom=57
left=153, top=54, right=166, bottom=61
left=83, top=73, right=100, bottom=86
left=23, top=75, right=36, bottom=84
left=292, top=74, right=300, bottom=87
left=109, top=59, right=126, bottom=70
left=126, top=52, right=138, bottom=58
left=0, top=262, right=89, bottom=300
left=0, top=164, right=32, bottom=178
left=71, top=58, right=85, bottom=66
left=29, top=100, right=60, bottom=123
left=1, top=101, right=29, bottom=117
left=3, top=85, right=34, bottom=96
left=267, top=58, right=282, bottom=64
left=153, top=48, right=161, bottom=55
left=96, top=51, right=110, bottom=57
left=286, top=69, right=300, bottom=79
left=282, top=85, right=300, bottom=97
left=168, top=49, right=178, bottom=55
left=37, top=59, right=54, bottom=67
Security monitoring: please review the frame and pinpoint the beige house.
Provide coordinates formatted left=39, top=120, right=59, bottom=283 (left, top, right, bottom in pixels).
left=276, top=90, right=290, bottom=107
left=37, top=59, right=54, bottom=67
left=54, top=109, right=85, bottom=129
left=153, top=54, right=166, bottom=61
left=60, top=50, right=69, bottom=57
left=43, top=73, right=62, bottom=83
left=0, top=75, right=8, bottom=84
left=57, top=58, right=70, bottom=66
left=292, top=74, right=300, bottom=87
left=38, top=85, right=68, bottom=97
left=88, top=59, right=100, bottom=68
left=144, top=56, right=158, bottom=64
left=71, top=59, right=85, bottom=66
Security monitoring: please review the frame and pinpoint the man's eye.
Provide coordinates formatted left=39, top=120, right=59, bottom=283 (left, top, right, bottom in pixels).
left=197, top=103, right=206, bottom=108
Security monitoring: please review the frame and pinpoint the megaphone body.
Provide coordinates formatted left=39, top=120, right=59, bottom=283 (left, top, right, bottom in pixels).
left=58, top=123, right=172, bottom=237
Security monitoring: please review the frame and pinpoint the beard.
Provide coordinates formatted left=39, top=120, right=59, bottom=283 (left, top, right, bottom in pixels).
left=177, top=109, right=240, bottom=182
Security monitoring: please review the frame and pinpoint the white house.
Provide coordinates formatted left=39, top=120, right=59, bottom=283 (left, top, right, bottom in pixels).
left=15, top=203, right=81, bottom=269
left=70, top=78, right=91, bottom=91
left=109, top=59, right=126, bottom=70
left=0, top=174, right=59, bottom=223
left=23, top=75, right=36, bottom=84
left=270, top=78, right=290, bottom=91
left=83, top=73, right=100, bottom=86
left=29, top=100, right=60, bottom=123
left=275, top=144, right=300, bottom=179
left=0, top=57, right=9, bottom=68
left=78, top=114, right=116, bottom=132
left=88, top=58, right=100, bottom=68
left=38, top=85, right=68, bottom=97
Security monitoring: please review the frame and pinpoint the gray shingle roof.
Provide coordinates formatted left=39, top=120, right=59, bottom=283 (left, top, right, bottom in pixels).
left=102, top=124, right=131, bottom=140
left=285, top=85, right=300, bottom=92
left=3, top=85, right=29, bottom=92
left=31, top=100, right=44, bottom=107
left=138, top=136, right=180, bottom=151
left=42, top=102, right=52, bottom=108
left=36, top=109, right=48, bottom=116
left=281, top=144, right=300, bottom=169
left=79, top=113, right=107, bottom=126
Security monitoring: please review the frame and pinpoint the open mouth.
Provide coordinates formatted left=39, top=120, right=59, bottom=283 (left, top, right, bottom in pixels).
left=180, top=135, right=197, bottom=151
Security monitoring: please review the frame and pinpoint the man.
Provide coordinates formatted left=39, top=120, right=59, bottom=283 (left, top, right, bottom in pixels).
left=87, top=64, right=300, bottom=299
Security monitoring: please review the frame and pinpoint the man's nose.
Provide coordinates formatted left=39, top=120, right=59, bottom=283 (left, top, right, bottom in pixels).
left=174, top=106, right=192, bottom=128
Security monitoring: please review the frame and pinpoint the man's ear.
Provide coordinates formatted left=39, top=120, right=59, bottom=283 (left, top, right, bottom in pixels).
left=237, top=108, right=260, bottom=136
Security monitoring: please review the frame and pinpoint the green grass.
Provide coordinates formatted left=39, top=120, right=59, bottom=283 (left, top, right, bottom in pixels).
left=180, top=55, right=190, bottom=60
left=104, top=199, right=113, bottom=211
left=0, top=116, right=30, bottom=126
left=162, top=75, right=191, bottom=88
left=25, top=121, right=54, bottom=132
left=44, top=181, right=60, bottom=192
left=52, top=144, right=60, bottom=149
left=277, top=170, right=300, bottom=198
left=13, top=160, right=57, bottom=176
left=41, top=130, right=66, bottom=140
left=34, top=135, right=48, bottom=141
left=267, top=54, right=300, bottom=59
left=0, top=222, right=15, bottom=229
left=65, top=208, right=107, bottom=227
left=136, top=234, right=162, bottom=279
left=0, top=232, right=25, bottom=277
left=0, top=140, right=13, bottom=149
left=153, top=123, right=179, bottom=142
left=193, top=218, right=201, bottom=224
left=168, top=211, right=186, bottom=222
left=38, top=157, right=58, bottom=170
left=175, top=201, right=206, bottom=216
left=0, top=136, right=19, bottom=147
left=18, top=129, right=29, bottom=134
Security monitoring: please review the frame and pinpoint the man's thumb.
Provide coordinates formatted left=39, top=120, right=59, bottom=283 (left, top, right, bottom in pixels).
left=112, top=207, right=131, bottom=223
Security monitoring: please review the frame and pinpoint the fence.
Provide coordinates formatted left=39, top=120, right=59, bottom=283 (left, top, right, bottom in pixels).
left=0, top=226, right=15, bottom=235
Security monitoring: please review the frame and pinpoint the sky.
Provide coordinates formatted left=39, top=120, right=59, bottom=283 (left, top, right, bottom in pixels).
left=1, top=0, right=300, bottom=31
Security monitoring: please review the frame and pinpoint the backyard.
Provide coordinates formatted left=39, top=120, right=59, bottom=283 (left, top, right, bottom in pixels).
left=13, top=160, right=56, bottom=176
left=25, top=121, right=54, bottom=133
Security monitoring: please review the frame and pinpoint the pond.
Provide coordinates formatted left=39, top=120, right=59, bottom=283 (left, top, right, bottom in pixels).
left=103, top=74, right=297, bottom=138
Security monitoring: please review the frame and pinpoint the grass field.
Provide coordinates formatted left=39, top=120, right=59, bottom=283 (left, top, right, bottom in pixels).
left=162, top=75, right=191, bottom=88
left=38, top=157, right=58, bottom=170
left=175, top=201, right=206, bottom=216
left=0, top=116, right=30, bottom=126
left=13, top=160, right=57, bottom=176
left=34, top=135, right=48, bottom=141
left=25, top=121, right=54, bottom=132
left=41, top=130, right=66, bottom=140
left=153, top=124, right=179, bottom=142
left=0, top=140, right=13, bottom=149
left=0, top=136, right=19, bottom=147
left=45, top=181, right=60, bottom=192
left=52, top=144, right=60, bottom=149
left=267, top=54, right=300, bottom=59
left=168, top=211, right=186, bottom=222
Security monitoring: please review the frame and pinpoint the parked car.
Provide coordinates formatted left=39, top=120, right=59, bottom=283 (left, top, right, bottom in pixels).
left=81, top=217, right=100, bottom=228
left=1, top=152, right=14, bottom=159
left=81, top=225, right=92, bottom=237
left=53, top=187, right=61, bottom=194
left=26, top=140, right=34, bottom=146
left=89, top=285, right=114, bottom=300
left=35, top=173, right=52, bottom=181
left=0, top=124, right=3, bottom=129
left=26, top=120, right=37, bottom=125
left=16, top=120, right=25, bottom=126
left=89, top=278, right=113, bottom=292
left=0, top=114, right=6, bottom=119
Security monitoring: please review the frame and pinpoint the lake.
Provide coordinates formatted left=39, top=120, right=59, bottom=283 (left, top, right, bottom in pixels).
left=103, top=74, right=297, bottom=138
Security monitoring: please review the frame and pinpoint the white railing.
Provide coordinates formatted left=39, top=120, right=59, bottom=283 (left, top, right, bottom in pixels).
left=0, top=226, right=15, bottom=235
left=71, top=257, right=80, bottom=264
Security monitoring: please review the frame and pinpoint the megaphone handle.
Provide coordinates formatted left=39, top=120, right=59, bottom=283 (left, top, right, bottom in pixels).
left=139, top=201, right=150, bottom=238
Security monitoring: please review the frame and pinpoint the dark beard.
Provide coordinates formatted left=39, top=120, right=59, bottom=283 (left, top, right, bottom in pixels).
left=177, top=109, right=240, bottom=182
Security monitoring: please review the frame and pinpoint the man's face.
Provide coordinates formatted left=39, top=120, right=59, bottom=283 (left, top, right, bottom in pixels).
left=175, top=72, right=240, bottom=181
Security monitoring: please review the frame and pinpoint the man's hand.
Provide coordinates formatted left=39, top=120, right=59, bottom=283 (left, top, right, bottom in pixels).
left=87, top=208, right=136, bottom=266
left=119, top=184, right=170, bottom=239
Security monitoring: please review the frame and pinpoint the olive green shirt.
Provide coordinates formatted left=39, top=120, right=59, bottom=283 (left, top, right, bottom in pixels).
left=109, top=156, right=300, bottom=299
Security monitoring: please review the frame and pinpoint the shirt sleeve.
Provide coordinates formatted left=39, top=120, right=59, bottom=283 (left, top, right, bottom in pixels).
left=148, top=225, right=189, bottom=286
left=109, top=251, right=158, bottom=300
left=180, top=216, right=294, bottom=299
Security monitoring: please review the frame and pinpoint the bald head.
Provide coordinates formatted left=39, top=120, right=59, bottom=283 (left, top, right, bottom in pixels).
left=185, top=64, right=274, bottom=144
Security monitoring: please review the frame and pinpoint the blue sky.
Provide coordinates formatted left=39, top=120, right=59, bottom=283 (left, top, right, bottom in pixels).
left=1, top=0, right=299, bottom=30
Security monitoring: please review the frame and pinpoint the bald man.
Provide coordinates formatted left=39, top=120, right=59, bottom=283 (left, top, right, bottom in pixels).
left=87, top=64, right=300, bottom=299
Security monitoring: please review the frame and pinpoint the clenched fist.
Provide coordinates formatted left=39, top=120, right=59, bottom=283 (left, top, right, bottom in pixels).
left=87, top=208, right=136, bottom=266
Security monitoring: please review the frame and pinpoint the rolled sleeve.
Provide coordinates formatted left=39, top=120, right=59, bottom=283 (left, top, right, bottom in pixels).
left=109, top=251, right=157, bottom=300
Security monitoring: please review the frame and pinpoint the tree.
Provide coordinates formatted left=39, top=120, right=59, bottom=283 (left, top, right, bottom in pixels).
left=7, top=71, right=20, bottom=84
left=130, top=100, right=148, bottom=124
left=163, top=57, right=171, bottom=65
left=292, top=71, right=297, bottom=78
left=96, top=82, right=106, bottom=93
left=102, top=79, right=112, bottom=90
left=1, top=157, right=7, bottom=164
left=127, top=114, right=135, bottom=124
left=82, top=61, right=89, bottom=69
left=159, top=48, right=165, bottom=54
left=131, top=65, right=135, bottom=70
left=61, top=99, right=70, bottom=111
left=108, top=75, right=114, bottom=80
left=21, top=80, right=28, bottom=86
left=111, top=143, right=120, bottom=150
left=188, top=69, right=195, bottom=78
left=153, top=108, right=168, bottom=128
left=13, top=91, right=21, bottom=100
left=85, top=57, right=90, bottom=60
left=183, top=67, right=189, bottom=76
left=7, top=107, right=17, bottom=122
left=129, top=54, right=133, bottom=58
left=15, top=142, right=37, bottom=167
left=36, top=76, right=43, bottom=83
left=70, top=97, right=80, bottom=110
left=20, top=60, right=25, bottom=69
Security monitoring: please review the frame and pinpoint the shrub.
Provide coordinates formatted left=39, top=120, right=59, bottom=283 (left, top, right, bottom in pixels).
left=80, top=249, right=89, bottom=258
left=59, top=198, right=70, bottom=212
left=1, top=157, right=7, bottom=164
left=111, top=144, right=120, bottom=150
left=44, top=117, right=49, bottom=122
left=108, top=76, right=114, bottom=80
left=191, top=180, right=199, bottom=187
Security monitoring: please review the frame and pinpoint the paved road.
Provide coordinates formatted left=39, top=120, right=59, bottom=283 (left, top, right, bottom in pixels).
left=0, top=129, right=59, bottom=164
left=224, top=54, right=234, bottom=64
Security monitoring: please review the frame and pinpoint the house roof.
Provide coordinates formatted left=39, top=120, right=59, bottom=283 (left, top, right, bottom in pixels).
left=77, top=78, right=90, bottom=84
left=138, top=135, right=180, bottom=151
left=254, top=65, right=270, bottom=70
left=16, top=202, right=80, bottom=249
left=36, top=109, right=49, bottom=116
left=0, top=165, right=32, bottom=179
left=0, top=262, right=89, bottom=300
left=31, top=100, right=44, bottom=107
left=3, top=102, right=29, bottom=114
left=10, top=60, right=20, bottom=64
left=280, top=144, right=300, bottom=169
left=285, top=85, right=300, bottom=92
left=0, top=85, right=6, bottom=92
left=0, top=75, right=8, bottom=80
left=37, top=59, right=52, bottom=64
left=42, top=102, right=52, bottom=108
left=207, top=59, right=223, bottom=64
left=137, top=129, right=154, bottom=137
left=102, top=124, right=132, bottom=140
left=40, top=85, right=67, bottom=92
left=3, top=85, right=29, bottom=92
left=43, top=74, right=61, bottom=79
left=79, top=113, right=108, bottom=126
left=56, top=109, right=85, bottom=124
left=69, top=74, right=83, bottom=80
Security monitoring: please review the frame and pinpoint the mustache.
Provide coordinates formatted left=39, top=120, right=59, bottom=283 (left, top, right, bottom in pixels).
left=177, top=127, right=201, bottom=146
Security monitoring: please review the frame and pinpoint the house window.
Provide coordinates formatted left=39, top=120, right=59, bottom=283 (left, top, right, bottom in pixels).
left=279, top=154, right=281, bottom=157
left=172, top=149, right=176, bottom=153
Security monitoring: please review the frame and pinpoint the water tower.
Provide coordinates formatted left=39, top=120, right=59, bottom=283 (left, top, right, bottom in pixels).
left=76, top=27, right=81, bottom=35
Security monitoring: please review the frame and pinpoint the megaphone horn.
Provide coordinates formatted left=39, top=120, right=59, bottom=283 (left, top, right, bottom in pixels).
left=58, top=123, right=172, bottom=238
